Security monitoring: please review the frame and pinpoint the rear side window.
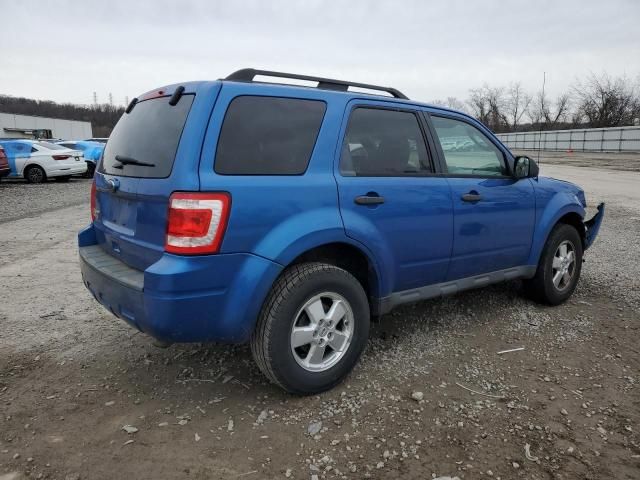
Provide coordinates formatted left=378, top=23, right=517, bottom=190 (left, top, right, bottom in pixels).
left=340, top=107, right=432, bottom=176
left=100, top=95, right=194, bottom=178
left=215, top=96, right=326, bottom=175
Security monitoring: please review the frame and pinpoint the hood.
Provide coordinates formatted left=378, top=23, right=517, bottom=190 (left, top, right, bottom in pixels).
left=538, top=176, right=587, bottom=207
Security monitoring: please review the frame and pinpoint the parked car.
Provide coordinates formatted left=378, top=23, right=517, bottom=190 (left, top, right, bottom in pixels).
left=57, top=140, right=104, bottom=177
left=78, top=69, right=604, bottom=394
left=84, top=137, right=109, bottom=144
left=0, top=145, right=10, bottom=180
left=0, top=140, right=86, bottom=183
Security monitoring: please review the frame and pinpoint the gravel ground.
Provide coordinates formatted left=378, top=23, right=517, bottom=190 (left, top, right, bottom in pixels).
left=0, top=178, right=91, bottom=225
left=0, top=161, right=639, bottom=480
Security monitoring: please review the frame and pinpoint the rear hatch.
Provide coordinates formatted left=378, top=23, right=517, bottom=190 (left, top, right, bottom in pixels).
left=94, top=84, right=216, bottom=271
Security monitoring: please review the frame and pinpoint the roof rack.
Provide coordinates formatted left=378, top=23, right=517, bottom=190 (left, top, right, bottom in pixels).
left=225, top=68, right=409, bottom=100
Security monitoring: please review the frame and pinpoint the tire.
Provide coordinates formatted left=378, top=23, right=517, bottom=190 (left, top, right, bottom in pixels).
left=251, top=262, right=370, bottom=395
left=524, top=223, right=583, bottom=305
left=54, top=176, right=71, bottom=183
left=25, top=165, right=46, bottom=184
left=84, top=162, right=95, bottom=178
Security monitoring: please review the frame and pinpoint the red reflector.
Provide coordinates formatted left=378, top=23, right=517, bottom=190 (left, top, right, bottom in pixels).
left=165, top=192, right=231, bottom=255
left=167, top=208, right=213, bottom=237
left=90, top=179, right=97, bottom=221
left=52, top=155, right=71, bottom=160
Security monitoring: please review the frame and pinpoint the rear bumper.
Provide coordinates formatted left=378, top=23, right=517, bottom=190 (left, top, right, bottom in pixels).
left=48, top=162, right=87, bottom=177
left=78, top=224, right=283, bottom=343
left=584, top=202, right=605, bottom=249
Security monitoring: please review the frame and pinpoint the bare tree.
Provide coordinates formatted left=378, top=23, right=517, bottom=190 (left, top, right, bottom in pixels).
left=573, top=73, right=639, bottom=127
left=504, top=82, right=532, bottom=130
left=430, top=96, right=468, bottom=113
left=467, top=85, right=507, bottom=132
left=527, top=90, right=571, bottom=130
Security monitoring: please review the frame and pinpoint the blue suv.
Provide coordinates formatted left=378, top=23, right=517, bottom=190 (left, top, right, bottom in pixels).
left=78, top=69, right=604, bottom=394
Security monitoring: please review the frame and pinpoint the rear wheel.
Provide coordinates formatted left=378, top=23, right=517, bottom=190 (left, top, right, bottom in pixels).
left=524, top=223, right=583, bottom=305
left=251, top=262, right=370, bottom=395
left=54, top=176, right=71, bottom=183
left=25, top=165, right=46, bottom=184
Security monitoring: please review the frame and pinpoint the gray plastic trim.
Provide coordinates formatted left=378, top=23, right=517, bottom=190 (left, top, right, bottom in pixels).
left=79, top=245, right=144, bottom=291
left=374, top=265, right=537, bottom=315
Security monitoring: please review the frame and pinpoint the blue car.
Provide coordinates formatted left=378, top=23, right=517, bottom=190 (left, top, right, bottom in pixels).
left=78, top=69, right=604, bottom=394
left=57, top=140, right=104, bottom=177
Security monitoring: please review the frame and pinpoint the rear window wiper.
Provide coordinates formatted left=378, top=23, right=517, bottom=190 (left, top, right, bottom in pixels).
left=113, top=155, right=156, bottom=168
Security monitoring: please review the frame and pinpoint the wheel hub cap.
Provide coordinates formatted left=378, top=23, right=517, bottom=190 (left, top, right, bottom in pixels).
left=290, top=292, right=354, bottom=372
left=552, top=240, right=576, bottom=291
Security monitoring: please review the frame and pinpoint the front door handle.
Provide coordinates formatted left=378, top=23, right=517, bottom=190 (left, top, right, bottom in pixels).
left=461, top=192, right=482, bottom=202
left=355, top=195, right=385, bottom=205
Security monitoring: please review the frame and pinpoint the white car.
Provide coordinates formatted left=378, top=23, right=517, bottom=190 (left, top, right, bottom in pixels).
left=0, top=140, right=87, bottom=183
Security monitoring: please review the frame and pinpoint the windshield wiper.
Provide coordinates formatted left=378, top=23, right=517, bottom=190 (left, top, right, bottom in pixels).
left=113, top=155, right=156, bottom=168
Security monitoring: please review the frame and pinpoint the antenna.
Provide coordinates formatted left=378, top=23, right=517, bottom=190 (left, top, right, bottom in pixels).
left=108, top=93, right=113, bottom=106
left=93, top=91, right=97, bottom=106
left=537, top=71, right=546, bottom=166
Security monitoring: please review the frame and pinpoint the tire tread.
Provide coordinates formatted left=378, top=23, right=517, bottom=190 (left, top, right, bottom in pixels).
left=251, top=262, right=363, bottom=392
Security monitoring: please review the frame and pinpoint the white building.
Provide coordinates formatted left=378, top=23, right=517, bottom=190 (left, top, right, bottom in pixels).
left=0, top=113, right=92, bottom=140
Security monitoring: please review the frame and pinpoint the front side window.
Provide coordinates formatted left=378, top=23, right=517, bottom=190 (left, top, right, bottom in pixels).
left=341, top=107, right=431, bottom=176
left=215, top=96, right=326, bottom=175
left=431, top=116, right=507, bottom=176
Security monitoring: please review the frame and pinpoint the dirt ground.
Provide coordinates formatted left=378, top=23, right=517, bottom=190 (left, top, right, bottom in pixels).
left=1, top=159, right=639, bottom=480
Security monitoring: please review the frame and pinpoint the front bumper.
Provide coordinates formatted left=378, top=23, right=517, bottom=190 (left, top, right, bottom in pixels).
left=78, top=225, right=283, bottom=343
left=584, top=202, right=605, bottom=249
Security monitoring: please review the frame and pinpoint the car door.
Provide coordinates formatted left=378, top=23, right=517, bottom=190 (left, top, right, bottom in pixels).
left=335, top=100, right=453, bottom=294
left=427, top=113, right=535, bottom=280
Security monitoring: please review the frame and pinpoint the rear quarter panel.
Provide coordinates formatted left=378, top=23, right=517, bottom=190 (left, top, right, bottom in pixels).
left=198, top=85, right=348, bottom=257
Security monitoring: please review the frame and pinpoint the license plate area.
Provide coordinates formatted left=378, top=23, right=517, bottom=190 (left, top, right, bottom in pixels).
left=102, top=196, right=138, bottom=235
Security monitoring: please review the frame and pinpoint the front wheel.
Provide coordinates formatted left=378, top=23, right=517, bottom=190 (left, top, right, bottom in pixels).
left=251, top=262, right=370, bottom=395
left=524, top=223, right=583, bottom=305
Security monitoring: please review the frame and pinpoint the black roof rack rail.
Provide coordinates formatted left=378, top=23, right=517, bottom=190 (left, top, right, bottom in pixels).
left=225, top=68, right=409, bottom=100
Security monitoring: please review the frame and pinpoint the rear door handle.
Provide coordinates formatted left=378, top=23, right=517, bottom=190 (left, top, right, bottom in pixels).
left=354, top=195, right=385, bottom=205
left=461, top=192, right=482, bottom=202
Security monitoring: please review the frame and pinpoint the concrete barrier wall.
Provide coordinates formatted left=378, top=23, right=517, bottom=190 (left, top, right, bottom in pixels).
left=496, top=126, right=640, bottom=152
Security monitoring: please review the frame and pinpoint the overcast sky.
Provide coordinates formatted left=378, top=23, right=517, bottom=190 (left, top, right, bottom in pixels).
left=2, top=0, right=639, bottom=106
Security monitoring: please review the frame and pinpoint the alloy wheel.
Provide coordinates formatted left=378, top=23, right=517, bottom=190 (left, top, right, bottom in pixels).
left=552, top=240, right=576, bottom=291
left=290, top=292, right=354, bottom=372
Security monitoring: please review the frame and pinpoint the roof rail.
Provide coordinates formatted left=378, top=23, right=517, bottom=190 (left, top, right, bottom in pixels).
left=225, top=68, right=409, bottom=100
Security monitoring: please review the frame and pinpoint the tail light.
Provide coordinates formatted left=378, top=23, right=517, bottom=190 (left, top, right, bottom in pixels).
left=52, top=155, right=71, bottom=160
left=165, top=192, right=231, bottom=255
left=0, top=147, right=7, bottom=167
left=90, top=179, right=97, bottom=220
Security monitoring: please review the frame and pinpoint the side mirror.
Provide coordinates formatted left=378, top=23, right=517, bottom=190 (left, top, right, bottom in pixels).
left=513, top=156, right=539, bottom=179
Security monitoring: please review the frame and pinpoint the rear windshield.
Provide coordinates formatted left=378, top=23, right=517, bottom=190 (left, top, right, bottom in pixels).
left=100, top=94, right=194, bottom=178
left=215, top=96, right=326, bottom=175
left=36, top=141, right=66, bottom=150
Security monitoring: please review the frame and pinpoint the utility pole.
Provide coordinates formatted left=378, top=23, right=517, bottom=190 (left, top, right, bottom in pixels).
left=93, top=91, right=97, bottom=106
left=108, top=93, right=113, bottom=106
